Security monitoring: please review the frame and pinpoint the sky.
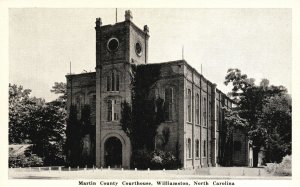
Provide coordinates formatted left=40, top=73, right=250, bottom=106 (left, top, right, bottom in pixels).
left=9, top=8, right=291, bottom=101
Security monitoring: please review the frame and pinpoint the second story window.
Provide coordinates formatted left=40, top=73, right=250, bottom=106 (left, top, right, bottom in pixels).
left=187, top=89, right=191, bottom=122
left=216, top=105, right=219, bottom=130
left=107, top=99, right=119, bottom=122
left=203, top=97, right=207, bottom=126
left=164, top=88, right=173, bottom=121
left=196, top=93, right=200, bottom=124
left=75, top=95, right=83, bottom=119
left=107, top=71, right=120, bottom=91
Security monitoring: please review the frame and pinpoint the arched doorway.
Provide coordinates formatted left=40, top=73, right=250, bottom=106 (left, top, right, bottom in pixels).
left=104, top=137, right=122, bottom=168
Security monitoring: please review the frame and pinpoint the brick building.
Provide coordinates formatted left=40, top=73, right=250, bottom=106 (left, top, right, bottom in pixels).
left=66, top=10, right=250, bottom=169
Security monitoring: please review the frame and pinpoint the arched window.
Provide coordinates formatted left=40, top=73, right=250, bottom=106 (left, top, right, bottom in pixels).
left=208, top=101, right=211, bottom=127
left=165, top=88, right=173, bottom=121
left=219, top=106, right=222, bottom=129
left=107, top=71, right=120, bottom=91
left=203, top=140, right=207, bottom=157
left=195, top=139, right=200, bottom=158
left=107, top=76, right=111, bottom=91
left=107, top=100, right=112, bottom=121
left=187, top=89, right=191, bottom=122
left=107, top=99, right=119, bottom=122
left=187, top=138, right=192, bottom=158
left=203, top=97, right=207, bottom=126
left=89, top=94, right=96, bottom=125
left=75, top=95, right=83, bottom=119
left=116, top=74, right=119, bottom=91
left=196, top=93, right=200, bottom=124
left=216, top=105, right=219, bottom=130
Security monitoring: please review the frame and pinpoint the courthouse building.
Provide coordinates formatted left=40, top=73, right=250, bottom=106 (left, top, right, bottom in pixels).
left=66, top=10, right=250, bottom=169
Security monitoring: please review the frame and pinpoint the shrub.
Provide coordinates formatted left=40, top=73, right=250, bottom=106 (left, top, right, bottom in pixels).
left=265, top=155, right=291, bottom=176
left=133, top=149, right=179, bottom=170
left=132, top=149, right=151, bottom=169
left=265, top=163, right=277, bottom=173
left=274, top=155, right=291, bottom=176
left=9, top=153, right=43, bottom=167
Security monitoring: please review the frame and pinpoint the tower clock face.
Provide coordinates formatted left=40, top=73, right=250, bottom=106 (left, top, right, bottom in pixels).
left=135, top=42, right=142, bottom=56
left=107, top=38, right=119, bottom=52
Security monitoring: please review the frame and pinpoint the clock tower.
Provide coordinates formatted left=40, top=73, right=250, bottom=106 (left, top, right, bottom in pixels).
left=95, top=10, right=149, bottom=68
left=94, top=10, right=149, bottom=168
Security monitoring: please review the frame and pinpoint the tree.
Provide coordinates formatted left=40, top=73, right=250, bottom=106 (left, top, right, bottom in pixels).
left=219, top=107, right=248, bottom=166
left=50, top=82, right=67, bottom=108
left=9, top=83, right=67, bottom=166
left=9, top=84, right=32, bottom=143
left=65, top=105, right=81, bottom=166
left=121, top=64, right=165, bottom=151
left=28, top=101, right=66, bottom=165
left=224, top=69, right=291, bottom=166
left=260, top=94, right=292, bottom=163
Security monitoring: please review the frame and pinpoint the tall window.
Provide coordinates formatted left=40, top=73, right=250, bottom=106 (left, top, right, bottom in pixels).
left=165, top=88, right=173, bottom=121
left=216, top=105, right=219, bottom=130
left=219, top=107, right=222, bottom=129
left=89, top=94, right=96, bottom=125
left=196, top=93, right=200, bottom=124
left=107, top=100, right=112, bottom=121
left=107, top=72, right=120, bottom=91
left=195, top=139, right=200, bottom=158
left=187, top=89, right=191, bottom=122
left=208, top=101, right=211, bottom=127
left=111, top=72, right=115, bottom=91
left=187, top=138, right=191, bottom=158
left=116, top=74, right=120, bottom=91
left=203, top=98, right=207, bottom=126
left=107, top=76, right=111, bottom=91
left=203, top=140, right=207, bottom=157
left=107, top=99, right=119, bottom=121
left=75, top=96, right=82, bottom=119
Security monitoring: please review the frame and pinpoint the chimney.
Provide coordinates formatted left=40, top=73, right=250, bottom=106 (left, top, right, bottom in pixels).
left=125, top=10, right=133, bottom=21
left=95, top=18, right=102, bottom=27
left=144, top=25, right=149, bottom=34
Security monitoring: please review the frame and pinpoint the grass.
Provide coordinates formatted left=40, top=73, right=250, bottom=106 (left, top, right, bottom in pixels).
left=8, top=166, right=291, bottom=180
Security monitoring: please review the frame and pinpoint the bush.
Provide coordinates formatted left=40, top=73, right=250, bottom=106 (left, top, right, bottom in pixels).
left=274, top=155, right=291, bottom=176
left=9, top=153, right=43, bottom=167
left=265, top=163, right=277, bottom=173
left=132, top=149, right=152, bottom=169
left=133, top=149, right=179, bottom=170
left=265, top=155, right=291, bottom=176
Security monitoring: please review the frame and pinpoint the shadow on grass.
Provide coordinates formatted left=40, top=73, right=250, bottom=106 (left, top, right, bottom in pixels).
left=11, top=176, right=59, bottom=179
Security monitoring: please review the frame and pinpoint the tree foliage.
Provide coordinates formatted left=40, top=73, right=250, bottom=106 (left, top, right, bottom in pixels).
left=224, top=68, right=291, bottom=164
left=9, top=83, right=67, bottom=166
left=65, top=104, right=95, bottom=167
left=219, top=107, right=248, bottom=166
left=121, top=64, right=164, bottom=151
left=50, top=82, right=67, bottom=108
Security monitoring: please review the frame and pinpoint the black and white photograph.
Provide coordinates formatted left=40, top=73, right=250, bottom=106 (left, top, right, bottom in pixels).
left=1, top=1, right=298, bottom=187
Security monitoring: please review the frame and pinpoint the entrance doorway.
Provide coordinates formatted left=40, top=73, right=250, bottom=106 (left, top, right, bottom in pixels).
left=104, top=137, right=122, bottom=168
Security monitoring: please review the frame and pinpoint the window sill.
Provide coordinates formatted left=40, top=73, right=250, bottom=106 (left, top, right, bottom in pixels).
left=106, top=120, right=120, bottom=123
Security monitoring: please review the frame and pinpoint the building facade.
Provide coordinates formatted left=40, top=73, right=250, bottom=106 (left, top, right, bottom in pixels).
left=66, top=10, right=249, bottom=169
